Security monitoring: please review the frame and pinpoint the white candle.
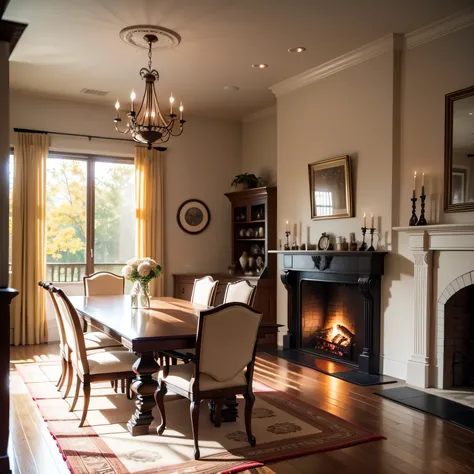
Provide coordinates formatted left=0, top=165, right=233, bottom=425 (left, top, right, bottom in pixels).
left=413, top=171, right=417, bottom=198
left=285, top=220, right=290, bottom=232
left=299, top=222, right=302, bottom=246
left=363, top=212, right=366, bottom=228
left=371, top=213, right=374, bottom=228
left=422, top=172, right=424, bottom=187
left=293, top=223, right=297, bottom=239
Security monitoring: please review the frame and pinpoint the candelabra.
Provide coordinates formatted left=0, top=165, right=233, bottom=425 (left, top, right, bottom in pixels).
left=284, top=231, right=291, bottom=250
left=409, top=196, right=418, bottom=226
left=359, top=227, right=367, bottom=251
left=417, top=190, right=427, bottom=226
left=367, top=228, right=376, bottom=251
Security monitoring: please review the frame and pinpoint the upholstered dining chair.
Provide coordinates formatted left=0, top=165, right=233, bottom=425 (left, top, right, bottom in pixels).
left=39, top=281, right=126, bottom=398
left=154, top=302, right=262, bottom=460
left=190, top=276, right=219, bottom=307
left=223, top=280, right=257, bottom=306
left=83, top=271, right=125, bottom=296
left=51, top=286, right=138, bottom=427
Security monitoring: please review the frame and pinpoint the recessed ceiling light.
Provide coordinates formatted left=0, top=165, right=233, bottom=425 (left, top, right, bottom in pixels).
left=288, top=47, right=306, bottom=53
left=252, top=63, right=268, bottom=69
left=223, top=85, right=240, bottom=92
left=469, top=112, right=473, bottom=115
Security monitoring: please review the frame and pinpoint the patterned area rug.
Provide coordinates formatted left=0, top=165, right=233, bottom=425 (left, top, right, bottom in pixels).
left=16, top=360, right=384, bottom=474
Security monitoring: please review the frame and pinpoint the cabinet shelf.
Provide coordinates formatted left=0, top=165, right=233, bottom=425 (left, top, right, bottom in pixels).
left=236, top=238, right=265, bottom=241
left=234, top=220, right=266, bottom=224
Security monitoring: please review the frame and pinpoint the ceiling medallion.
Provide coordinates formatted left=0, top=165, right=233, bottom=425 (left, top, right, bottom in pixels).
left=114, top=30, right=185, bottom=149
left=119, top=25, right=181, bottom=49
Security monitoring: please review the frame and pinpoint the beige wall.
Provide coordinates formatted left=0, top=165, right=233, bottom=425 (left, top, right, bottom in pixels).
left=274, top=25, right=474, bottom=380
left=242, top=107, right=277, bottom=186
left=10, top=92, right=241, bottom=339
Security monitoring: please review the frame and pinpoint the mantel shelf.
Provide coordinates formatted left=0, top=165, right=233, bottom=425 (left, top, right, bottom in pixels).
left=268, top=250, right=388, bottom=255
left=393, top=223, right=474, bottom=234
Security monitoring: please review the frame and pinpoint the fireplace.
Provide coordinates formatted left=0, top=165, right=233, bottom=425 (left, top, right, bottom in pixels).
left=300, top=281, right=363, bottom=364
left=278, top=251, right=387, bottom=375
left=445, top=284, right=474, bottom=388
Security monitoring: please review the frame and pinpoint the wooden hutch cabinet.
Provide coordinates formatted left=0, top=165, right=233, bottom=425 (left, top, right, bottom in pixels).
left=173, top=186, right=277, bottom=347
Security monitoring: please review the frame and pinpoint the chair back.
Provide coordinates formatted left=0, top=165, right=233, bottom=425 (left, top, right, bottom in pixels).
left=191, top=276, right=219, bottom=307
left=195, top=303, right=262, bottom=384
left=83, top=271, right=124, bottom=296
left=223, top=280, right=256, bottom=306
left=51, top=286, right=90, bottom=375
left=38, top=281, right=67, bottom=351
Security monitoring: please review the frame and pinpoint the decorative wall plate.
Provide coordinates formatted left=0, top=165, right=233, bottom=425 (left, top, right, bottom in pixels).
left=177, top=199, right=210, bottom=234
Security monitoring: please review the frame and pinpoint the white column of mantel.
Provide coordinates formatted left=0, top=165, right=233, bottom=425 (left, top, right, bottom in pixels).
left=406, top=232, right=433, bottom=387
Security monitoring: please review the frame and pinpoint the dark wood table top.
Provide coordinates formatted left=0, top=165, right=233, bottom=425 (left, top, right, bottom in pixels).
left=70, top=295, right=279, bottom=353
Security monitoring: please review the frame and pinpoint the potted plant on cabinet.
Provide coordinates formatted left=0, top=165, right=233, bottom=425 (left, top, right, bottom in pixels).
left=231, top=173, right=266, bottom=191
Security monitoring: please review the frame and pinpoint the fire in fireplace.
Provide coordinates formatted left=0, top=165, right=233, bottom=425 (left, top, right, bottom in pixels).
left=314, top=324, right=355, bottom=358
left=300, top=280, right=363, bottom=365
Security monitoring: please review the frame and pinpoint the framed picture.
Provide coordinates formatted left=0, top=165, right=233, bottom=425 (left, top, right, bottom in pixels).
left=308, top=155, right=353, bottom=220
left=177, top=199, right=211, bottom=234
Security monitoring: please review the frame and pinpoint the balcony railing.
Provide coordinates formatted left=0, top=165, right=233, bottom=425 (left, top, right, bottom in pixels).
left=46, top=263, right=125, bottom=282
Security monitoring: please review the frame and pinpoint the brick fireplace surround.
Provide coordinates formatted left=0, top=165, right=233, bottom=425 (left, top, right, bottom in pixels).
left=394, top=224, right=474, bottom=389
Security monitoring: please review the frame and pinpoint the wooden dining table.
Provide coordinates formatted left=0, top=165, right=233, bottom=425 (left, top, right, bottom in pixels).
left=69, top=295, right=279, bottom=437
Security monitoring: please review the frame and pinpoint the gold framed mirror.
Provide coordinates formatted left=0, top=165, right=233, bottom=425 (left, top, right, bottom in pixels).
left=444, top=85, right=474, bottom=212
left=308, top=155, right=353, bottom=220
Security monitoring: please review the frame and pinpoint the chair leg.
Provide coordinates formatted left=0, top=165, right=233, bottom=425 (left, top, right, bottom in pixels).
left=120, top=379, right=125, bottom=394
left=190, top=400, right=201, bottom=460
left=56, top=357, right=67, bottom=390
left=62, top=362, right=73, bottom=399
left=213, top=399, right=223, bottom=428
left=69, top=375, right=81, bottom=412
left=243, top=392, right=256, bottom=447
left=79, top=384, right=91, bottom=428
left=113, top=380, right=118, bottom=393
left=154, top=383, right=168, bottom=435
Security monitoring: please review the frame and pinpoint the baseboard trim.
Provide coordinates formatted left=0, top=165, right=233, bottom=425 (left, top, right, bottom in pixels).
left=381, top=356, right=407, bottom=381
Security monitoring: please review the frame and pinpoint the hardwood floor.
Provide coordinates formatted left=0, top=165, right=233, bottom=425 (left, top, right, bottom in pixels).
left=8, top=344, right=474, bottom=474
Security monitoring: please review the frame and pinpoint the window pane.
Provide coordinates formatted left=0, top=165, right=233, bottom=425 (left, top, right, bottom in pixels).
left=46, top=158, right=87, bottom=282
left=94, top=161, right=135, bottom=276
left=8, top=154, right=13, bottom=273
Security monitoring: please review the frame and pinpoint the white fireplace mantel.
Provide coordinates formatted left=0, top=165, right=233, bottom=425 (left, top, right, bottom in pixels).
left=393, top=223, right=474, bottom=388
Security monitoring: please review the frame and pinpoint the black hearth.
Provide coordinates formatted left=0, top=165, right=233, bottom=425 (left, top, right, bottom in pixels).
left=279, top=250, right=387, bottom=375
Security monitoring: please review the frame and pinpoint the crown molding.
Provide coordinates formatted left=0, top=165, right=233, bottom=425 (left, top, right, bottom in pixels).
left=405, top=6, right=474, bottom=50
left=270, top=34, right=397, bottom=98
left=242, top=105, right=276, bottom=123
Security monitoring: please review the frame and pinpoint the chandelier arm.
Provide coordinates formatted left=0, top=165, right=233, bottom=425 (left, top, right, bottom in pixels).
left=169, top=126, right=184, bottom=137
left=135, top=84, right=148, bottom=123
left=114, top=122, right=131, bottom=135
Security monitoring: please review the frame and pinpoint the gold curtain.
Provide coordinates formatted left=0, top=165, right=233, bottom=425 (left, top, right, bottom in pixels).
left=135, top=147, right=164, bottom=296
left=11, top=132, right=49, bottom=345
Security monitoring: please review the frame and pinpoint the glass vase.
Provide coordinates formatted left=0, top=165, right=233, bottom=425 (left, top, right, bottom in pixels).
left=131, top=281, right=151, bottom=309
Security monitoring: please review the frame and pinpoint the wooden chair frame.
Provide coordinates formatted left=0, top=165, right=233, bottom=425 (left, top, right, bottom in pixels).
left=190, top=276, right=219, bottom=307
left=50, top=286, right=136, bottom=427
left=223, top=279, right=257, bottom=306
left=83, top=271, right=125, bottom=296
left=154, top=302, right=261, bottom=460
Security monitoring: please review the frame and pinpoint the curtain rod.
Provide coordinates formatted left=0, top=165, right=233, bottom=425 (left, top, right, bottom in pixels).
left=13, top=128, right=167, bottom=151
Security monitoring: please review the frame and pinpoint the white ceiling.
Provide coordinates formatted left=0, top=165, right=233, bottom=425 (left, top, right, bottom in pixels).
left=4, top=0, right=473, bottom=120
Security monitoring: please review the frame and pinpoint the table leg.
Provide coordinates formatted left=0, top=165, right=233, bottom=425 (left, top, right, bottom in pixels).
left=209, top=396, right=238, bottom=424
left=127, top=351, right=158, bottom=436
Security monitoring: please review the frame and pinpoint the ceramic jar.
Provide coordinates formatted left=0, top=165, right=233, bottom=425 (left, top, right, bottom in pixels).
left=239, top=251, right=249, bottom=272
left=257, top=226, right=265, bottom=238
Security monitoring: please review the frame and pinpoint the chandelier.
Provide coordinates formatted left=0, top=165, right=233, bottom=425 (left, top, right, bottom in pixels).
left=114, top=34, right=185, bottom=149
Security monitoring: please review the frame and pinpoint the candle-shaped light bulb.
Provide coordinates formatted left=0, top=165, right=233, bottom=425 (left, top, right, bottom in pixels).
left=115, top=99, right=120, bottom=111
left=179, top=102, right=184, bottom=120
left=363, top=212, right=367, bottom=228
left=130, top=90, right=136, bottom=112
left=151, top=111, right=156, bottom=119
left=371, top=213, right=374, bottom=229
left=169, top=93, right=175, bottom=114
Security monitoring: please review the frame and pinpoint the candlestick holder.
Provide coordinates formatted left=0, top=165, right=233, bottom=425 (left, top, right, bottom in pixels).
left=417, top=193, right=427, bottom=226
left=367, top=228, right=376, bottom=251
left=359, top=227, right=367, bottom=251
left=284, top=231, right=291, bottom=250
left=409, top=197, right=418, bottom=226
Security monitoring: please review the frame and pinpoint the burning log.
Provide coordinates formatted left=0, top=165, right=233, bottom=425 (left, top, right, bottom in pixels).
left=313, top=323, right=355, bottom=358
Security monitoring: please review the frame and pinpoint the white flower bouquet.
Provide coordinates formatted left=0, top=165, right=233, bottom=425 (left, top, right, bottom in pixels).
left=122, top=258, right=162, bottom=308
